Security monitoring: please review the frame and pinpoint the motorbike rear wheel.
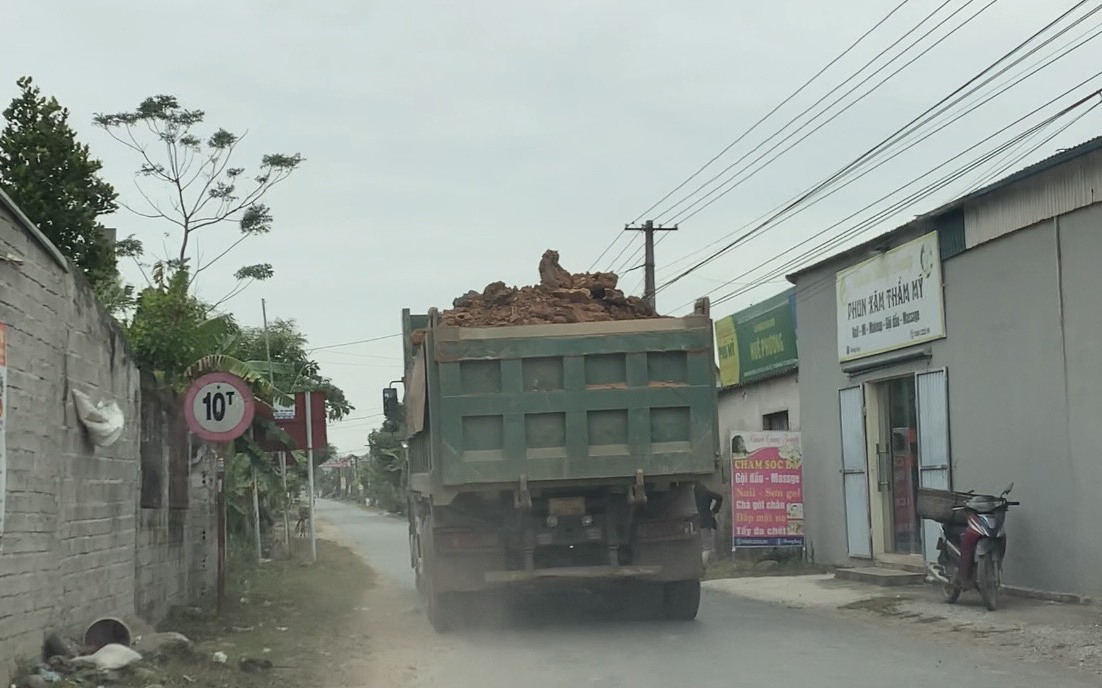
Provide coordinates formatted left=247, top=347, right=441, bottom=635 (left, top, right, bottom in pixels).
left=977, top=552, right=1000, bottom=611
left=940, top=560, right=961, bottom=603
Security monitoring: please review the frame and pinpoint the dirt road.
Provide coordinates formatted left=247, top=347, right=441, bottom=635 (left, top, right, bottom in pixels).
left=319, top=499, right=1098, bottom=687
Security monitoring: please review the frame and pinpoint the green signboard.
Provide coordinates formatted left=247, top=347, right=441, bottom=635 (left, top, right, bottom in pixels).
left=716, top=288, right=798, bottom=388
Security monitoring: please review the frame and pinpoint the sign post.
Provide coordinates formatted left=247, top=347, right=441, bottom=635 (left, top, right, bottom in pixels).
left=279, top=451, right=291, bottom=559
left=272, top=400, right=295, bottom=559
left=305, top=392, right=317, bottom=563
left=183, top=372, right=256, bottom=612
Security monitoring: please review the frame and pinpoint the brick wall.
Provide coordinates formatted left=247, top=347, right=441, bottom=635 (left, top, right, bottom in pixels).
left=0, top=194, right=215, bottom=682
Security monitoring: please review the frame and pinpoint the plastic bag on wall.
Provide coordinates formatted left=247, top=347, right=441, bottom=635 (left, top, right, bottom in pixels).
left=71, top=388, right=125, bottom=447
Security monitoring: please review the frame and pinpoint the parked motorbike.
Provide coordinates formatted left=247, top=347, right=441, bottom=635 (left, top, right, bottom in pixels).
left=923, top=483, right=1019, bottom=611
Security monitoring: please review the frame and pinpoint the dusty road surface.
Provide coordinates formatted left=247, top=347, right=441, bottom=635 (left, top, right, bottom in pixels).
left=317, top=500, right=1097, bottom=688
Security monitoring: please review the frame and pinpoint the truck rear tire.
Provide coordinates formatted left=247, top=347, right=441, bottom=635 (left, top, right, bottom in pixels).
left=428, top=591, right=462, bottom=632
left=419, top=517, right=461, bottom=632
left=662, top=580, right=701, bottom=620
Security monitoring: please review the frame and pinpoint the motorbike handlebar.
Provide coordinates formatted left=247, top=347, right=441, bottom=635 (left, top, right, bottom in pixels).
left=1006, top=501, right=1021, bottom=506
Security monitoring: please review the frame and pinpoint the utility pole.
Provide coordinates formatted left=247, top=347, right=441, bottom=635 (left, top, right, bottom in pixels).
left=262, top=298, right=293, bottom=559
left=625, top=220, right=677, bottom=311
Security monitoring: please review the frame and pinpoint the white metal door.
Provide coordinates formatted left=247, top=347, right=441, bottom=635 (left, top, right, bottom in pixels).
left=916, top=369, right=951, bottom=563
left=839, top=386, right=872, bottom=558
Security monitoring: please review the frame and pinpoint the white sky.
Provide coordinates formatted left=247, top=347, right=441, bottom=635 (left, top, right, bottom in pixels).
left=3, top=1, right=1099, bottom=452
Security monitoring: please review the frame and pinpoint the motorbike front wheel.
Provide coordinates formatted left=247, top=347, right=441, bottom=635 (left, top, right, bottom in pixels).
left=977, top=552, right=1000, bottom=611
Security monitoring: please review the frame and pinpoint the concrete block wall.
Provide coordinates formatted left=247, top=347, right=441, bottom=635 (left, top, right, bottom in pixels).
left=134, top=375, right=216, bottom=623
left=0, top=202, right=140, bottom=678
left=0, top=197, right=217, bottom=681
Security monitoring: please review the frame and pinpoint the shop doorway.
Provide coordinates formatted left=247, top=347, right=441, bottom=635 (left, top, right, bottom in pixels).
left=839, top=369, right=951, bottom=564
left=878, top=377, right=921, bottom=555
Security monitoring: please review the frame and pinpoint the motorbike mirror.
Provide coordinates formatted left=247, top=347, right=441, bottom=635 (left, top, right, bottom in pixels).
left=1001, top=482, right=1014, bottom=497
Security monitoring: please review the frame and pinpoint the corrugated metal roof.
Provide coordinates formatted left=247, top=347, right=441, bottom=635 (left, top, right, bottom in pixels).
left=787, top=136, right=1102, bottom=282
left=960, top=135, right=1102, bottom=204
left=964, top=145, right=1102, bottom=248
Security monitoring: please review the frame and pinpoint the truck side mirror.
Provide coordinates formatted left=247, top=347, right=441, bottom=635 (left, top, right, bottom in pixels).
left=382, top=387, right=400, bottom=422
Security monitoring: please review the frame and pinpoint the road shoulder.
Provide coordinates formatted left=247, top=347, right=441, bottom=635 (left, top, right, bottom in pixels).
left=705, top=574, right=1102, bottom=678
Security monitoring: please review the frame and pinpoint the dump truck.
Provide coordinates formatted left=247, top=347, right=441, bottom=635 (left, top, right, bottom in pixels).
left=382, top=298, right=720, bottom=631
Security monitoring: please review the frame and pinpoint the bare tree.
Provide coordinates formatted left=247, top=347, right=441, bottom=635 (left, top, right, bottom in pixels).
left=94, top=95, right=303, bottom=299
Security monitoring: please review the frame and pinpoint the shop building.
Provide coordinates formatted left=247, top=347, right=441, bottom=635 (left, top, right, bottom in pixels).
left=788, top=137, right=1102, bottom=597
left=714, top=288, right=801, bottom=554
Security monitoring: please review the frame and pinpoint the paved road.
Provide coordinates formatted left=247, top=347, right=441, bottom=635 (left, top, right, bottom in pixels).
left=317, top=500, right=1094, bottom=688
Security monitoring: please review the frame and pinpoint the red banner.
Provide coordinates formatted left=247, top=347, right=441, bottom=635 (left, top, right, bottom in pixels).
left=255, top=391, right=328, bottom=453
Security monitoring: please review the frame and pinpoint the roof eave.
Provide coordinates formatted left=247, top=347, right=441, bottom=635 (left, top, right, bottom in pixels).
left=786, top=135, right=1102, bottom=284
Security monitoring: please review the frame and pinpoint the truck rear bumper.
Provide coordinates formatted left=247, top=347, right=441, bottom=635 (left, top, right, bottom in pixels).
left=484, top=565, right=662, bottom=584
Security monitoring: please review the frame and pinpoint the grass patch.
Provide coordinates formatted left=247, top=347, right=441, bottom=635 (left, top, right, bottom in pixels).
left=839, top=595, right=945, bottom=624
left=703, top=557, right=831, bottom=581
left=8, top=539, right=375, bottom=688
left=151, top=538, right=375, bottom=687
left=840, top=595, right=911, bottom=616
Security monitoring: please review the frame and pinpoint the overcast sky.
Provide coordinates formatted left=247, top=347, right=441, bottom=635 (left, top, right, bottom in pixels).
left=2, top=1, right=1099, bottom=452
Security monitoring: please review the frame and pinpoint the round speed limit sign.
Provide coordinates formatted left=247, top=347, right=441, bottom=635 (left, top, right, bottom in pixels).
left=183, top=372, right=256, bottom=442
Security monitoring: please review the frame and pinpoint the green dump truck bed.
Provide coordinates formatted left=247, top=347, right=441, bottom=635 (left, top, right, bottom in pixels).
left=402, top=303, right=719, bottom=489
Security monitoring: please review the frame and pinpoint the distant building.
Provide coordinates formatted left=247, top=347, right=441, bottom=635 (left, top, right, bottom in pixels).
left=788, top=137, right=1102, bottom=598
left=713, top=289, right=800, bottom=553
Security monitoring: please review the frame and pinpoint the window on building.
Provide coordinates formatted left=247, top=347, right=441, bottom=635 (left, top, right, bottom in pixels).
left=763, top=410, right=790, bottom=431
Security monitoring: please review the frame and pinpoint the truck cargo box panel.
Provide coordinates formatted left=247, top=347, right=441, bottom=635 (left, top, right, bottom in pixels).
left=425, top=316, right=718, bottom=486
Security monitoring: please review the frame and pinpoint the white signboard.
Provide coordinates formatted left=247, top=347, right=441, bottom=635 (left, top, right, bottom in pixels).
left=273, top=400, right=296, bottom=421
left=836, top=231, right=945, bottom=362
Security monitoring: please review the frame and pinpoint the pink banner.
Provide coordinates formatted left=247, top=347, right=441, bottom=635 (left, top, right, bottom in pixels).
left=731, top=431, right=804, bottom=548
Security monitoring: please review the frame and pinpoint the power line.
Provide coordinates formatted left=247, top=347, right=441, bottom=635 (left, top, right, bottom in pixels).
left=655, top=8, right=1102, bottom=286
left=649, top=0, right=1003, bottom=279
left=784, top=96, right=1095, bottom=309
left=705, top=90, right=1100, bottom=313
left=644, top=0, right=996, bottom=278
left=653, top=0, right=971, bottom=225
left=589, top=0, right=915, bottom=272
left=961, top=94, right=1101, bottom=194
left=316, top=350, right=402, bottom=361
left=332, top=413, right=385, bottom=424
left=630, top=0, right=915, bottom=227
left=667, top=0, right=1000, bottom=226
left=604, top=232, right=640, bottom=273
left=315, top=360, right=400, bottom=368
left=695, top=82, right=1102, bottom=312
left=657, top=0, right=1095, bottom=293
left=310, top=333, right=401, bottom=352
left=712, top=87, right=1102, bottom=309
